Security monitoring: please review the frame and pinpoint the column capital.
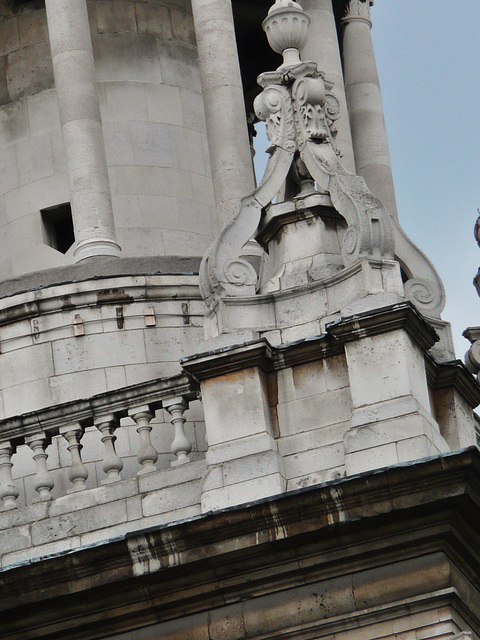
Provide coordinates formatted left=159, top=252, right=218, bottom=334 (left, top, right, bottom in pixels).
left=342, top=0, right=373, bottom=27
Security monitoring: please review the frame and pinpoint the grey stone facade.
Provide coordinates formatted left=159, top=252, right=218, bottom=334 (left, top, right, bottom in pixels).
left=0, top=1, right=479, bottom=639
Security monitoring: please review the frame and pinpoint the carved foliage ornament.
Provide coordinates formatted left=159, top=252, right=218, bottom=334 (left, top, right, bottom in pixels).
left=199, top=1, right=393, bottom=308
left=342, top=0, right=373, bottom=23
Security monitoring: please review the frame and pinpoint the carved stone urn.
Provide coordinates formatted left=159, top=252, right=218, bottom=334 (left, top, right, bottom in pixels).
left=262, top=0, right=310, bottom=68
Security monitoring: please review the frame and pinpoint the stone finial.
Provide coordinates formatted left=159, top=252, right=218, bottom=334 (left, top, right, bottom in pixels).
left=262, top=0, right=310, bottom=68
left=342, top=0, right=374, bottom=26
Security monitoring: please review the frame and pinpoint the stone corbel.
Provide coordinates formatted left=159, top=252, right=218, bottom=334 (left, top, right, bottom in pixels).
left=199, top=85, right=296, bottom=307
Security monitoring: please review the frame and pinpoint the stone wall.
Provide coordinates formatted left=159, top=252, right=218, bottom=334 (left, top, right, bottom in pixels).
left=0, top=0, right=216, bottom=279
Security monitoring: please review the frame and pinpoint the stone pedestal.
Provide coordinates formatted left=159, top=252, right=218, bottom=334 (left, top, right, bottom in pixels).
left=329, top=304, right=450, bottom=474
left=182, top=341, right=285, bottom=511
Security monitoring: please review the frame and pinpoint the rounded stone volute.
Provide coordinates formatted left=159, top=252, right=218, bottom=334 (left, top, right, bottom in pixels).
left=262, top=0, right=310, bottom=67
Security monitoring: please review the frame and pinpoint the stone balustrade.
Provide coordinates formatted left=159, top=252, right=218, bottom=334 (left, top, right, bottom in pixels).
left=0, top=374, right=199, bottom=511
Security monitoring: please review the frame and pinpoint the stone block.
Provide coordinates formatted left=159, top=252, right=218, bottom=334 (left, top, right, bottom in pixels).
left=278, top=422, right=346, bottom=456
left=206, top=432, right=278, bottom=465
left=157, top=40, right=202, bottom=92
left=201, top=473, right=286, bottom=512
left=180, top=88, right=206, bottom=133
left=142, top=478, right=202, bottom=516
left=96, top=1, right=136, bottom=34
left=145, top=83, right=183, bottom=126
left=2, top=536, right=81, bottom=569
left=345, top=330, right=430, bottom=411
left=103, top=82, right=147, bottom=122
left=131, top=121, right=172, bottom=167
left=396, top=435, right=443, bottom=463
left=0, top=17, right=19, bottom=57
left=283, top=443, right=345, bottom=480
left=208, top=605, right=246, bottom=640
left=138, top=459, right=205, bottom=493
left=18, top=8, right=48, bottom=47
left=346, top=443, right=398, bottom=475
left=26, top=89, right=60, bottom=135
left=105, top=365, right=127, bottom=390
left=52, top=329, right=147, bottom=375
left=5, top=174, right=69, bottom=222
left=112, top=194, right=141, bottom=228
left=0, top=144, right=17, bottom=196
left=0, top=99, right=29, bottom=148
left=170, top=9, right=196, bottom=46
left=169, top=126, right=205, bottom=175
left=0, top=525, right=31, bottom=555
left=103, top=121, right=134, bottom=165
left=135, top=3, right=172, bottom=39
left=15, top=132, right=54, bottom=186
left=31, top=499, right=128, bottom=544
left=94, top=34, right=162, bottom=84
left=49, top=478, right=137, bottom=516
left=277, top=387, right=352, bottom=437
left=201, top=367, right=274, bottom=446
left=209, top=450, right=284, bottom=488
left=7, top=43, right=54, bottom=102
left=190, top=172, right=215, bottom=205
left=242, top=577, right=354, bottom=637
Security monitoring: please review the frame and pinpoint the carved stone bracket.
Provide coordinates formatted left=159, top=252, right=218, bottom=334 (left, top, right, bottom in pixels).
left=199, top=1, right=394, bottom=309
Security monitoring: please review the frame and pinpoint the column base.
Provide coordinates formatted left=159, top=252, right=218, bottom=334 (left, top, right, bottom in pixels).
left=73, top=237, right=122, bottom=262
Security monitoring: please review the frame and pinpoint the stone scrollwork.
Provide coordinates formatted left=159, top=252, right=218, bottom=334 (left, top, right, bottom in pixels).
left=199, top=0, right=394, bottom=308
left=200, top=85, right=296, bottom=306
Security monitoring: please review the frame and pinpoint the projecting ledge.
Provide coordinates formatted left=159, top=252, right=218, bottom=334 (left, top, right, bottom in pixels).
left=1, top=448, right=480, bottom=638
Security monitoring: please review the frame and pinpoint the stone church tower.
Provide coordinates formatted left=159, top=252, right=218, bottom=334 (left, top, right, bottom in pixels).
left=0, top=1, right=479, bottom=638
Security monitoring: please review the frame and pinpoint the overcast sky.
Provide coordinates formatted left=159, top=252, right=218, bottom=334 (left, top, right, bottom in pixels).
left=371, top=0, right=480, bottom=357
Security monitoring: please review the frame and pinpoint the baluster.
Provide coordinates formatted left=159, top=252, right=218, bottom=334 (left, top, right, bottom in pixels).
left=94, top=414, right=123, bottom=484
left=59, top=425, right=88, bottom=492
left=0, top=442, right=19, bottom=509
left=128, top=405, right=158, bottom=475
left=25, top=432, right=54, bottom=502
left=164, top=397, right=192, bottom=466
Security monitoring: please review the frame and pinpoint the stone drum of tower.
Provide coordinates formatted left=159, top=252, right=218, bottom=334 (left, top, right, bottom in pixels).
left=0, top=0, right=215, bottom=277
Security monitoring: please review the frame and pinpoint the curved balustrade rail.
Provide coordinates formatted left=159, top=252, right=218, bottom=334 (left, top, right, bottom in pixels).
left=0, top=374, right=200, bottom=510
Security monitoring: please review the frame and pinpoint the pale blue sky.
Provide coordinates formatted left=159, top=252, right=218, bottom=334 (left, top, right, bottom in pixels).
left=371, top=0, right=480, bottom=357
left=255, top=0, right=480, bottom=358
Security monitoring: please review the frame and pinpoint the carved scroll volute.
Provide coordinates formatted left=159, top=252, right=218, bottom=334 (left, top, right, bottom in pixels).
left=290, top=75, right=395, bottom=266
left=200, top=85, right=295, bottom=307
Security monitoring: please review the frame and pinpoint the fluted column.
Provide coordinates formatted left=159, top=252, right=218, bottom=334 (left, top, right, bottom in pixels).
left=342, top=0, right=398, bottom=218
left=191, top=0, right=255, bottom=229
left=45, top=0, right=122, bottom=261
left=301, top=0, right=355, bottom=173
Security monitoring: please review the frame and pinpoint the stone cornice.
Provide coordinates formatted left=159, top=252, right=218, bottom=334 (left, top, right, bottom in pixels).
left=1, top=449, right=480, bottom=638
left=182, top=303, right=439, bottom=382
left=425, top=356, right=480, bottom=409
left=326, top=301, right=439, bottom=352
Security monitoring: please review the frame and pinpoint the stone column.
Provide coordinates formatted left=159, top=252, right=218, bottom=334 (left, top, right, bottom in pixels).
left=342, top=0, right=398, bottom=218
left=45, top=0, right=121, bottom=261
left=191, top=0, right=255, bottom=229
left=301, top=0, right=355, bottom=173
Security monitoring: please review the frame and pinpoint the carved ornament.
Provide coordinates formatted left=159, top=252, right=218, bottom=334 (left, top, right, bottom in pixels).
left=199, top=0, right=394, bottom=308
left=342, top=0, right=373, bottom=26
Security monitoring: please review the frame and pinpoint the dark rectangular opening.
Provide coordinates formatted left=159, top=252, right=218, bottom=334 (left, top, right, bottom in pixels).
left=41, top=203, right=75, bottom=254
